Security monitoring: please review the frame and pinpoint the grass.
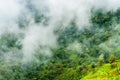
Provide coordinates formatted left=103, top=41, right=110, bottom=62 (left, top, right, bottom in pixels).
left=81, top=60, right=120, bottom=80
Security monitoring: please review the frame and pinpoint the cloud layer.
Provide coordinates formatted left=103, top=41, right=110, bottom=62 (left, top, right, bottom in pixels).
left=0, top=0, right=120, bottom=62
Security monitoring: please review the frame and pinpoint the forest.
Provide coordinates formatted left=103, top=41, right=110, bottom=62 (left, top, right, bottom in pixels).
left=0, top=0, right=120, bottom=80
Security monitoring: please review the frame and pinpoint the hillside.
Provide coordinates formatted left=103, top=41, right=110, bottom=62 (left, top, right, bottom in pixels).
left=82, top=60, right=120, bottom=80
left=0, top=0, right=120, bottom=80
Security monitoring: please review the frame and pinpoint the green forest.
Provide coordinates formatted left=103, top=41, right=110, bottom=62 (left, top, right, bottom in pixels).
left=0, top=0, right=120, bottom=80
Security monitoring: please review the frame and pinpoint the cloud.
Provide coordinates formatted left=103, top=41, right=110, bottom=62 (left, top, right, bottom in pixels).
left=22, top=23, right=57, bottom=62
left=0, top=0, right=120, bottom=63
left=0, top=0, right=22, bottom=21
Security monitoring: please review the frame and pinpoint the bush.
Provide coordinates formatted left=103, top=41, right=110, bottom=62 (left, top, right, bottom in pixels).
left=109, top=55, right=116, bottom=63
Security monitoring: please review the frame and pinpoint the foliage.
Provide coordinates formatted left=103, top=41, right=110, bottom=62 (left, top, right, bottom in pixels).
left=0, top=8, right=120, bottom=80
left=81, top=60, right=120, bottom=80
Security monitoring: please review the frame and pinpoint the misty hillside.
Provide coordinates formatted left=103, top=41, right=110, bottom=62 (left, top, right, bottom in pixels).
left=0, top=0, right=120, bottom=80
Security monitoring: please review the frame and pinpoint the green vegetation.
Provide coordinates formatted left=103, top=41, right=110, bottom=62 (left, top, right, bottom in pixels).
left=82, top=60, right=120, bottom=80
left=0, top=8, right=120, bottom=80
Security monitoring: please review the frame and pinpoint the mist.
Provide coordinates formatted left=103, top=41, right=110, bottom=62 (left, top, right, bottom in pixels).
left=0, top=0, right=120, bottom=63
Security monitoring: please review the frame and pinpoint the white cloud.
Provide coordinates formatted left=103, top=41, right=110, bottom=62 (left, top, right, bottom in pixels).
left=0, top=0, right=22, bottom=20
left=0, top=0, right=120, bottom=63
